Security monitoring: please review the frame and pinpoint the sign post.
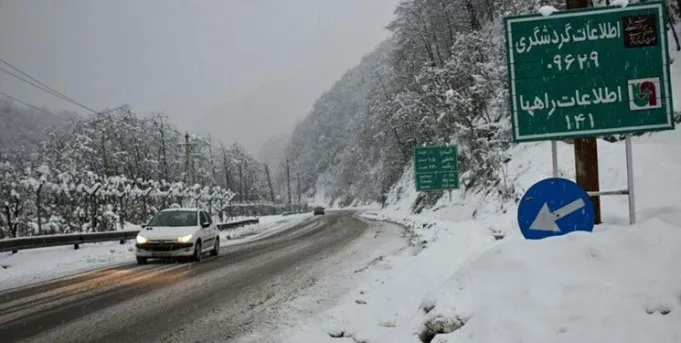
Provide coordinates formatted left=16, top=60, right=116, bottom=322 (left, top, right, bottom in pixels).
left=505, top=2, right=675, bottom=228
left=414, top=146, right=459, bottom=192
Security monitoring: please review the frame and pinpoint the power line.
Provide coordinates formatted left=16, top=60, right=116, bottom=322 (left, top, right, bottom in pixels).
left=0, top=90, right=67, bottom=120
left=0, top=57, right=97, bottom=113
left=0, top=57, right=72, bottom=100
left=0, top=65, right=97, bottom=113
left=0, top=66, right=85, bottom=110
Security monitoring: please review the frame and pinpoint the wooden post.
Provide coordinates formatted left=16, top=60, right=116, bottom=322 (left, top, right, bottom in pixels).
left=567, top=0, right=602, bottom=224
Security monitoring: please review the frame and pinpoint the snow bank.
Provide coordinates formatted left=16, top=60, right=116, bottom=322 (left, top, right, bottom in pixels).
left=272, top=20, right=681, bottom=343
left=0, top=241, right=135, bottom=291
left=279, top=215, right=498, bottom=343
left=221, top=213, right=312, bottom=243
left=280, top=124, right=681, bottom=343
left=396, top=218, right=681, bottom=343
left=274, top=25, right=681, bottom=342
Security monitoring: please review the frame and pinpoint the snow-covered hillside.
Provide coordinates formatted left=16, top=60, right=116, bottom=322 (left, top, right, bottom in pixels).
left=279, top=125, right=681, bottom=343
left=275, top=21, right=681, bottom=342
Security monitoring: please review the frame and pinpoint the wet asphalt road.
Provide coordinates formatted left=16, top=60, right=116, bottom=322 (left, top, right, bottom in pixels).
left=0, top=211, right=367, bottom=343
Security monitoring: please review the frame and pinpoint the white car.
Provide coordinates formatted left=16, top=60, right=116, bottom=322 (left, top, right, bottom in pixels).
left=135, top=208, right=220, bottom=264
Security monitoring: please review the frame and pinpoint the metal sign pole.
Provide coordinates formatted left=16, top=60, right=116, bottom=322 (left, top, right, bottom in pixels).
left=625, top=135, right=636, bottom=224
left=551, top=141, right=559, bottom=177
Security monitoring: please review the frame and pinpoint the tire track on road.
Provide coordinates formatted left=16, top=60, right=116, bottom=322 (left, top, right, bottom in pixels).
left=0, top=263, right=188, bottom=324
left=0, top=213, right=357, bottom=343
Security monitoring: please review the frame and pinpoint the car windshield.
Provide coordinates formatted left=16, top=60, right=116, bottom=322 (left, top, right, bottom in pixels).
left=147, top=211, right=197, bottom=227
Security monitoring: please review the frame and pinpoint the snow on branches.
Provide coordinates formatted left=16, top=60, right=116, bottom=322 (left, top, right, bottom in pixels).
left=0, top=107, right=262, bottom=237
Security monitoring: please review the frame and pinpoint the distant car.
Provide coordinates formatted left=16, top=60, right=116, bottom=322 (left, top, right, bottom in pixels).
left=313, top=207, right=325, bottom=215
left=135, top=208, right=219, bottom=264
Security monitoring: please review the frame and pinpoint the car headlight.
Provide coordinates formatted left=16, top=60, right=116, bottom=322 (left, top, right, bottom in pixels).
left=136, top=235, right=148, bottom=244
left=177, top=234, right=192, bottom=243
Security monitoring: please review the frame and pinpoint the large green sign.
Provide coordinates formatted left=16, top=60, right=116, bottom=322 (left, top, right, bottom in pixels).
left=414, top=146, right=458, bottom=192
left=504, top=2, right=675, bottom=142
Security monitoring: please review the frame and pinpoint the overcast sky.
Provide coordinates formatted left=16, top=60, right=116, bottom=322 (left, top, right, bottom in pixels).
left=0, top=0, right=399, bottom=154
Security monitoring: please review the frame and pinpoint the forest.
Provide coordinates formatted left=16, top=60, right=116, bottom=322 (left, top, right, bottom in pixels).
left=0, top=104, right=278, bottom=238
left=2, top=0, right=680, bottom=237
left=276, top=0, right=681, bottom=209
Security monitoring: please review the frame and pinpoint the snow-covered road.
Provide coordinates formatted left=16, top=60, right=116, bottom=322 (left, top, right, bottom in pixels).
left=0, top=213, right=311, bottom=291
left=0, top=211, right=409, bottom=343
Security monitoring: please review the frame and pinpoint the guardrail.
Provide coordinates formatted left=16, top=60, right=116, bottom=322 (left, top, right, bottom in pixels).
left=216, top=218, right=259, bottom=230
left=282, top=211, right=309, bottom=216
left=0, top=230, right=140, bottom=253
left=0, top=218, right=261, bottom=253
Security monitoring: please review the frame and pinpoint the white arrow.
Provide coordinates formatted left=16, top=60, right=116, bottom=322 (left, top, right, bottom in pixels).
left=530, top=198, right=586, bottom=232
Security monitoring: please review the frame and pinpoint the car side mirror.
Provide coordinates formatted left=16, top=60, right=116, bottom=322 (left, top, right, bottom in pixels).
left=201, top=222, right=210, bottom=228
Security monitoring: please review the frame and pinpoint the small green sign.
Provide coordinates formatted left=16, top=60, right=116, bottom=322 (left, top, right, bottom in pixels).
left=414, top=146, right=458, bottom=192
left=504, top=2, right=675, bottom=142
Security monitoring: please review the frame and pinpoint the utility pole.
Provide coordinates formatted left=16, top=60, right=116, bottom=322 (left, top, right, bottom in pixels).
left=239, top=163, right=244, bottom=203
left=567, top=0, right=602, bottom=224
left=297, top=172, right=301, bottom=205
left=207, top=137, right=217, bottom=185
left=191, top=153, right=197, bottom=185
left=158, top=117, right=169, bottom=182
left=286, top=159, right=292, bottom=205
left=178, top=132, right=198, bottom=186
left=264, top=164, right=275, bottom=203
left=220, top=144, right=232, bottom=190
left=183, top=133, right=192, bottom=185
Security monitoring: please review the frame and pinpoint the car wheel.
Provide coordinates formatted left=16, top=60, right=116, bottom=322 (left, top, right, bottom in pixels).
left=193, top=241, right=202, bottom=262
left=136, top=256, right=148, bottom=265
left=211, top=237, right=220, bottom=256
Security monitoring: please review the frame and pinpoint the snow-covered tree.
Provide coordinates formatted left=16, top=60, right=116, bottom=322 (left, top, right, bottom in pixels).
left=272, top=0, right=559, bottom=208
left=0, top=105, right=270, bottom=237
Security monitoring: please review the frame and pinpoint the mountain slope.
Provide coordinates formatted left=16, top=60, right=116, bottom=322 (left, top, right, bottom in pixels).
left=278, top=0, right=680, bottom=211
left=281, top=39, right=405, bottom=207
left=0, top=97, right=80, bottom=151
left=278, top=0, right=526, bottom=208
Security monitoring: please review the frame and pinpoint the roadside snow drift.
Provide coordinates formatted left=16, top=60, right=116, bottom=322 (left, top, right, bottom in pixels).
left=221, top=213, right=312, bottom=243
left=407, top=218, right=681, bottom=343
left=0, top=242, right=135, bottom=291
left=279, top=113, right=681, bottom=343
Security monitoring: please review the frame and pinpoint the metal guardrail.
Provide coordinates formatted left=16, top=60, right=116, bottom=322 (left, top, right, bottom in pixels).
left=216, top=218, right=259, bottom=230
left=0, top=219, right=261, bottom=253
left=0, top=230, right=140, bottom=253
left=282, top=211, right=309, bottom=216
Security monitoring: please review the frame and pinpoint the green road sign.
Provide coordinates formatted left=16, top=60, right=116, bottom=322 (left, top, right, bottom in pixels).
left=414, top=146, right=458, bottom=192
left=504, top=2, right=675, bottom=142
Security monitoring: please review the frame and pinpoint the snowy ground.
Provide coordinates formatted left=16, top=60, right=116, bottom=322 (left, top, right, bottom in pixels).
left=271, top=129, right=681, bottom=343
left=0, top=213, right=312, bottom=292
left=257, top=21, right=681, bottom=343
left=221, top=213, right=312, bottom=242
left=233, top=217, right=414, bottom=343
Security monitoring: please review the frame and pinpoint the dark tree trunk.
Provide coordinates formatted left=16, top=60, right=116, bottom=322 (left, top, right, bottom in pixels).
left=465, top=0, right=481, bottom=31
left=36, top=184, right=43, bottom=235
left=4, top=204, right=13, bottom=238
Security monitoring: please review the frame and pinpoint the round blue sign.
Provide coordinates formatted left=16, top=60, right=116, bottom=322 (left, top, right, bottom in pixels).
left=517, top=177, right=595, bottom=240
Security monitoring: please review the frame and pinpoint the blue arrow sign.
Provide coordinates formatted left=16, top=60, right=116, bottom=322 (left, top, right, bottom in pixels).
left=517, top=177, right=596, bottom=240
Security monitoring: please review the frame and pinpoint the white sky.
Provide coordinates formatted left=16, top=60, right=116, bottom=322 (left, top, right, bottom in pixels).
left=0, top=0, right=399, bottom=153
